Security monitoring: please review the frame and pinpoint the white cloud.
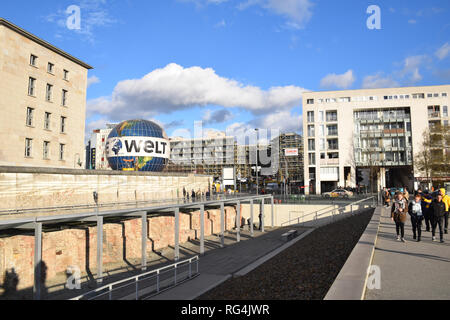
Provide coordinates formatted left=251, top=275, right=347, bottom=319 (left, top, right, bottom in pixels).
left=202, top=109, right=234, bottom=124
left=87, top=75, right=100, bottom=87
left=320, top=70, right=355, bottom=89
left=214, top=19, right=227, bottom=28
left=399, top=55, right=428, bottom=83
left=362, top=73, right=399, bottom=89
left=238, top=0, right=314, bottom=29
left=436, top=42, right=450, bottom=60
left=87, top=63, right=306, bottom=121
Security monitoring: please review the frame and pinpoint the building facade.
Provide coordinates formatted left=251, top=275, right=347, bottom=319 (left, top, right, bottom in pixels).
left=303, top=85, right=450, bottom=195
left=0, top=18, right=92, bottom=168
left=85, top=124, right=118, bottom=170
left=271, top=132, right=304, bottom=183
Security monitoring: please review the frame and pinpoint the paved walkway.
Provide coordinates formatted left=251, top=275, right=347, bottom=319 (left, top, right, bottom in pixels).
left=150, top=225, right=310, bottom=300
left=365, top=206, right=450, bottom=300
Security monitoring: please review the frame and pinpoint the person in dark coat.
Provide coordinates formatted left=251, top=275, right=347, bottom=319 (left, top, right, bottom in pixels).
left=408, top=193, right=424, bottom=241
left=430, top=194, right=446, bottom=243
left=391, top=191, right=408, bottom=242
left=421, top=190, right=433, bottom=231
left=191, top=190, right=196, bottom=201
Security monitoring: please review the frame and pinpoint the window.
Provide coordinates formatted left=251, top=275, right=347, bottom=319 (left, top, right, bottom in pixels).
left=30, top=54, right=37, bottom=66
left=43, top=141, right=50, bottom=159
left=25, top=138, right=33, bottom=157
left=327, top=124, right=338, bottom=136
left=319, top=111, right=324, bottom=122
left=61, top=116, right=66, bottom=133
left=62, top=90, right=68, bottom=106
left=326, top=111, right=337, bottom=122
left=427, top=93, right=433, bottom=98
left=307, top=111, right=314, bottom=123
left=46, top=84, right=53, bottom=101
left=26, top=107, right=34, bottom=126
left=308, top=139, right=315, bottom=151
left=307, top=99, right=314, bottom=105
left=59, top=144, right=65, bottom=160
left=28, top=77, right=36, bottom=96
left=443, top=93, right=448, bottom=97
left=308, top=153, right=316, bottom=165
left=319, top=139, right=325, bottom=151
left=320, top=153, right=326, bottom=159
left=444, top=106, right=448, bottom=117
left=319, top=125, right=325, bottom=137
left=434, top=93, right=439, bottom=98
left=47, top=62, right=54, bottom=74
left=327, top=139, right=339, bottom=150
left=63, top=69, right=69, bottom=80
left=44, top=112, right=51, bottom=130
left=307, top=125, right=315, bottom=137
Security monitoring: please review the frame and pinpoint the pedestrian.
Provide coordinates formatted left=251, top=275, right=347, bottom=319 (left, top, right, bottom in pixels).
left=183, top=187, right=187, bottom=199
left=439, top=188, right=450, bottom=234
left=391, top=191, right=408, bottom=242
left=430, top=193, right=446, bottom=243
left=258, top=212, right=263, bottom=231
left=408, top=193, right=424, bottom=241
left=403, top=188, right=410, bottom=201
left=191, top=189, right=196, bottom=201
left=421, top=190, right=433, bottom=232
left=383, top=189, right=391, bottom=207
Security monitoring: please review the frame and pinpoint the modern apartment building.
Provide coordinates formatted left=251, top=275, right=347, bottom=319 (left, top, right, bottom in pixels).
left=303, top=85, right=450, bottom=195
left=0, top=18, right=92, bottom=168
left=85, top=124, right=118, bottom=170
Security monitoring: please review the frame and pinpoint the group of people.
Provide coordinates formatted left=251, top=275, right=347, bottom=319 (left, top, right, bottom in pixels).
left=384, top=187, right=450, bottom=243
left=182, top=187, right=210, bottom=201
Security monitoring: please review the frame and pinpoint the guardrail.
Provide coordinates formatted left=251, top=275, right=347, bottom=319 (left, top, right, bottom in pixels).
left=280, top=196, right=376, bottom=227
left=71, top=256, right=199, bottom=300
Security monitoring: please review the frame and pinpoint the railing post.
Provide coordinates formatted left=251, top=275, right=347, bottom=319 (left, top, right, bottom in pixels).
left=135, top=278, right=139, bottom=300
left=156, top=270, right=160, bottom=293
left=189, top=261, right=192, bottom=278
left=109, top=285, right=112, bottom=300
left=174, top=265, right=177, bottom=285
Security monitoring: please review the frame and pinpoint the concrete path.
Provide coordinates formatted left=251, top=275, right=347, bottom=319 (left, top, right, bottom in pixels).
left=365, top=206, right=450, bottom=300
left=150, top=226, right=310, bottom=300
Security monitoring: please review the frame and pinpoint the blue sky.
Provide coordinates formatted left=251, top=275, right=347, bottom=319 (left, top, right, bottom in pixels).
left=1, top=0, right=449, bottom=139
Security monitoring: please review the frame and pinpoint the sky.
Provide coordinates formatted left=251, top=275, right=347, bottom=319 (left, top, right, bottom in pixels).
left=1, top=0, right=450, bottom=141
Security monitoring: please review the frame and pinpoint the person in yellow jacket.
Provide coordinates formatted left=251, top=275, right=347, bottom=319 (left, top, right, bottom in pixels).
left=440, top=188, right=450, bottom=234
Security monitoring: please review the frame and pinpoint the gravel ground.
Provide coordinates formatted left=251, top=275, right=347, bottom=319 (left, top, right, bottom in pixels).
left=198, top=209, right=374, bottom=300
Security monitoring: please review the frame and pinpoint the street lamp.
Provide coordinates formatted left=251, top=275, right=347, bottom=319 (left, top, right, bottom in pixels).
left=255, top=128, right=259, bottom=195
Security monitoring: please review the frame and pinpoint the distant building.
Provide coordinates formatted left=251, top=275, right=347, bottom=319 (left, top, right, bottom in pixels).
left=86, top=124, right=117, bottom=170
left=0, top=18, right=93, bottom=168
left=302, top=85, right=450, bottom=195
left=271, top=133, right=304, bottom=183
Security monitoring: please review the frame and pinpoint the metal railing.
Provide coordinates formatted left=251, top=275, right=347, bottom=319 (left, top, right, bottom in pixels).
left=71, top=256, right=199, bottom=300
left=280, top=196, right=376, bottom=227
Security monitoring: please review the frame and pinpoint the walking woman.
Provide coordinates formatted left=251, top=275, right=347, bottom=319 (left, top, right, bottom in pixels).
left=391, top=191, right=408, bottom=242
left=408, top=193, right=424, bottom=242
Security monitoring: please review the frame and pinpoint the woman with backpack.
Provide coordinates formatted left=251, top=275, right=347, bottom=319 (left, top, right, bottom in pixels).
left=408, top=193, right=424, bottom=242
left=391, top=191, right=408, bottom=242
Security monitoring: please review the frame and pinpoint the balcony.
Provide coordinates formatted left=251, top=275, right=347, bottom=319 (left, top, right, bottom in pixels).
left=428, top=112, right=440, bottom=118
left=320, top=159, right=339, bottom=166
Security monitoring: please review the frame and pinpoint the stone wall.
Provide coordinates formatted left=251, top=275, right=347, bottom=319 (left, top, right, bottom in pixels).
left=0, top=206, right=237, bottom=292
left=0, top=166, right=212, bottom=210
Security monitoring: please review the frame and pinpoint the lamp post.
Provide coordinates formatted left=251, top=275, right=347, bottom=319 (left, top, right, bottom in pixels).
left=255, top=128, right=259, bottom=195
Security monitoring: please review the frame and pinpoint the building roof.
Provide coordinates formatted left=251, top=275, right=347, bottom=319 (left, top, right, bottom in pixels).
left=0, top=18, right=93, bottom=70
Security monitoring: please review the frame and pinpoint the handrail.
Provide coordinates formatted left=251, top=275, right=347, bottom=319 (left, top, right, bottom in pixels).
left=281, top=196, right=376, bottom=227
left=71, top=256, right=199, bottom=300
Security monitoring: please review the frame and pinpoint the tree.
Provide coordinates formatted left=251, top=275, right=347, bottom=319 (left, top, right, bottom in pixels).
left=415, top=123, right=450, bottom=189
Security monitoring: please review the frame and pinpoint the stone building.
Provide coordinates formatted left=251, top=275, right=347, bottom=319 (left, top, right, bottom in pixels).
left=0, top=18, right=93, bottom=168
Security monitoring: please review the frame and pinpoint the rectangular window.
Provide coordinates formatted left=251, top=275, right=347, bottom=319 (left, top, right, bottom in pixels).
left=30, top=54, right=37, bottom=66
left=327, top=139, right=339, bottom=150
left=44, top=112, right=51, bottom=130
left=326, top=111, right=338, bottom=122
left=307, top=99, right=314, bottom=105
left=47, top=62, right=54, bottom=74
left=319, top=138, right=326, bottom=151
left=62, top=90, right=68, bottom=106
left=307, top=111, right=314, bottom=123
left=443, top=93, right=448, bottom=97
left=319, top=111, right=324, bottom=122
left=308, top=153, right=316, bottom=165
left=43, top=141, right=50, bottom=159
left=28, top=77, right=36, bottom=96
left=63, top=69, right=69, bottom=80
left=327, top=124, right=338, bottom=136
left=61, top=116, right=66, bottom=133
left=25, top=138, right=32, bottom=157
left=26, top=107, right=34, bottom=126
left=308, top=139, right=315, bottom=151
left=46, top=84, right=53, bottom=101
left=307, top=125, right=315, bottom=137
left=443, top=106, right=448, bottom=117
left=59, top=144, right=65, bottom=160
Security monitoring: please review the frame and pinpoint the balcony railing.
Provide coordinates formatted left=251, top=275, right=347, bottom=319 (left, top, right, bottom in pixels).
left=320, top=159, right=339, bottom=166
left=428, top=112, right=440, bottom=118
